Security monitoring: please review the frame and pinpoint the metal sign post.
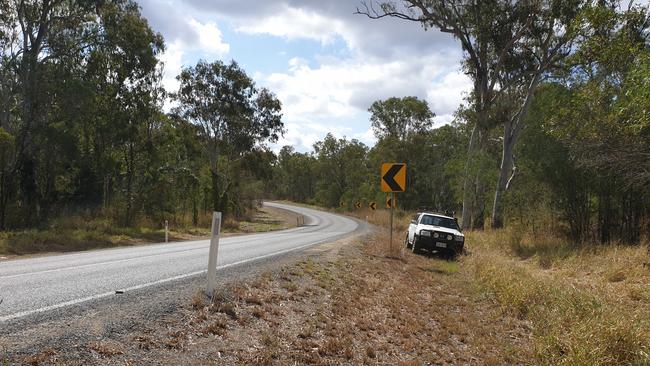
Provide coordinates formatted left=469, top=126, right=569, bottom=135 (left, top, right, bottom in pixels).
left=389, top=192, right=395, bottom=253
left=381, top=163, right=407, bottom=257
left=206, top=212, right=222, bottom=297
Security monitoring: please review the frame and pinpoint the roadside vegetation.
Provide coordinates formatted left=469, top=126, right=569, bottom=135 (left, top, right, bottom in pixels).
left=0, top=205, right=298, bottom=256
left=9, top=208, right=649, bottom=365
left=468, top=229, right=650, bottom=366
left=349, top=208, right=650, bottom=365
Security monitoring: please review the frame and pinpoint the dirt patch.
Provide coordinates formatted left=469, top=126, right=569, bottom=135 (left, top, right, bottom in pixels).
left=3, top=231, right=533, bottom=365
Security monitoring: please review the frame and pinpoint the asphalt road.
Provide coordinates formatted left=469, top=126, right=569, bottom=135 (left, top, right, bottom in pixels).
left=0, top=202, right=359, bottom=323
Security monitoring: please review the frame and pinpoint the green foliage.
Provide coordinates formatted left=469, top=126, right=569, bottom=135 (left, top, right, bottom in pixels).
left=0, top=1, right=281, bottom=232
left=368, top=96, right=434, bottom=140
left=313, top=134, right=372, bottom=208
left=274, top=146, right=317, bottom=202
left=173, top=60, right=284, bottom=216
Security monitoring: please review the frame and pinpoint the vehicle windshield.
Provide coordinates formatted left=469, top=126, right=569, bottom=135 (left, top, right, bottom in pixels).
left=420, top=215, right=459, bottom=230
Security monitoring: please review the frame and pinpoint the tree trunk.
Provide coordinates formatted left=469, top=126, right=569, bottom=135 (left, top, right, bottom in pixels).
left=461, top=124, right=480, bottom=230
left=471, top=168, right=485, bottom=230
left=211, top=169, right=220, bottom=212
left=491, top=74, right=540, bottom=229
left=192, top=195, right=198, bottom=226
left=0, top=170, right=7, bottom=230
left=124, top=142, right=135, bottom=226
left=491, top=129, right=516, bottom=229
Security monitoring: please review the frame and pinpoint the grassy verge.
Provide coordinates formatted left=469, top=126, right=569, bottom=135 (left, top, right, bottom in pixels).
left=340, top=207, right=650, bottom=365
left=0, top=205, right=298, bottom=256
left=467, top=230, right=650, bottom=365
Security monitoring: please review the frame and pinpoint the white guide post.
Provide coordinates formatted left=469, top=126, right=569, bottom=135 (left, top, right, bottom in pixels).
left=206, top=212, right=222, bottom=297
left=165, top=220, right=169, bottom=243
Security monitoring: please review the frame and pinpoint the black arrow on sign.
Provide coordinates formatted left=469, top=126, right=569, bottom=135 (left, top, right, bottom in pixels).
left=382, top=164, right=404, bottom=191
left=370, top=202, right=376, bottom=210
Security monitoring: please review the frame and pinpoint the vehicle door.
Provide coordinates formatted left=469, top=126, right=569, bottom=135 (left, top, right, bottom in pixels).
left=408, top=214, right=420, bottom=242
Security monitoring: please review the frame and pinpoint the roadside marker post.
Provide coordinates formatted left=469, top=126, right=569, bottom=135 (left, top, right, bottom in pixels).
left=385, top=195, right=396, bottom=209
left=381, top=163, right=407, bottom=255
left=206, top=212, right=222, bottom=298
left=165, top=220, right=169, bottom=243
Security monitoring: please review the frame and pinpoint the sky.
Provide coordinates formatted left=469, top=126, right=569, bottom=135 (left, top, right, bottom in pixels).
left=136, top=0, right=472, bottom=152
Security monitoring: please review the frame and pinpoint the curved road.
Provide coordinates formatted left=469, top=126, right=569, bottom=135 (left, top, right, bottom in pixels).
left=0, top=202, right=359, bottom=323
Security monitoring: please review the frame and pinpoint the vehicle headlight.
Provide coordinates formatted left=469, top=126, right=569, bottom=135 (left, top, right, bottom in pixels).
left=420, top=230, right=431, bottom=237
left=433, top=232, right=439, bottom=238
left=455, top=235, right=464, bottom=242
left=447, top=234, right=453, bottom=241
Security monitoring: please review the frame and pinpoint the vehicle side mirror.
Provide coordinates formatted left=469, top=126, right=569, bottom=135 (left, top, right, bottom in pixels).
left=410, top=219, right=417, bottom=225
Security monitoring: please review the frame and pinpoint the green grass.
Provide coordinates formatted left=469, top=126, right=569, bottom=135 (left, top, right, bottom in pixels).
left=421, top=260, right=460, bottom=275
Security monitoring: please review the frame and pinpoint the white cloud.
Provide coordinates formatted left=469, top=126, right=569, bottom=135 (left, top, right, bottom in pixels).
left=353, top=128, right=377, bottom=146
left=261, top=52, right=471, bottom=152
left=427, top=71, right=472, bottom=125
left=160, top=41, right=184, bottom=92
left=263, top=54, right=470, bottom=123
left=236, top=6, right=347, bottom=45
left=273, top=122, right=322, bottom=152
left=188, top=19, right=230, bottom=55
left=157, top=18, right=230, bottom=96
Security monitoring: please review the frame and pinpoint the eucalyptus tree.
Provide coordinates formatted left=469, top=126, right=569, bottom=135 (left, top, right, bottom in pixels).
left=275, top=146, right=317, bottom=202
left=543, top=2, right=650, bottom=243
left=5, top=0, right=102, bottom=223
left=357, top=0, right=585, bottom=229
left=368, top=96, right=434, bottom=140
left=0, top=0, right=166, bottom=225
left=312, top=134, right=372, bottom=208
left=173, top=60, right=283, bottom=215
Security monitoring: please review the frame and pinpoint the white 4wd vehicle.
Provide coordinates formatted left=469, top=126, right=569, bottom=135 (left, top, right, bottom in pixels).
left=406, top=212, right=465, bottom=257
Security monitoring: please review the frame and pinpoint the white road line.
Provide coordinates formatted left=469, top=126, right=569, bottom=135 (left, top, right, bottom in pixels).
left=0, top=230, right=318, bottom=280
left=0, top=231, right=349, bottom=323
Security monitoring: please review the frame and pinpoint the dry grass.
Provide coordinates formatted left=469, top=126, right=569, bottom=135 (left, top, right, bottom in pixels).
left=165, top=236, right=530, bottom=365
left=349, top=206, right=650, bottom=365
left=87, top=341, right=123, bottom=358
left=22, top=348, right=57, bottom=365
left=0, top=205, right=297, bottom=256
left=467, top=229, right=650, bottom=366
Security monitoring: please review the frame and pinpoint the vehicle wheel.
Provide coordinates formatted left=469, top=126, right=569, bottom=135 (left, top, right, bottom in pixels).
left=405, top=234, right=412, bottom=249
left=411, top=236, right=420, bottom=254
